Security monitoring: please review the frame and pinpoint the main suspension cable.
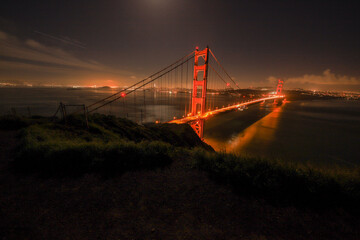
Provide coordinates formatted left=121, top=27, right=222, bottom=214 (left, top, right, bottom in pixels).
left=88, top=55, right=195, bottom=113
left=87, top=50, right=195, bottom=109
left=209, top=49, right=240, bottom=89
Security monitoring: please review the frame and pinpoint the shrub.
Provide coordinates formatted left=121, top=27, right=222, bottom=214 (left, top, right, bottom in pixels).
left=0, top=115, right=29, bottom=130
left=11, top=114, right=211, bottom=176
left=191, top=149, right=360, bottom=211
left=15, top=137, right=173, bottom=176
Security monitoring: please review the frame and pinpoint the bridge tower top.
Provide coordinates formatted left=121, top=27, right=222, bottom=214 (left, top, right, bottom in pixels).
left=276, top=79, right=284, bottom=95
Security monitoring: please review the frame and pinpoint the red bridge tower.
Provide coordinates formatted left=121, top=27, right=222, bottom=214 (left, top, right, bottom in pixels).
left=276, top=79, right=284, bottom=95
left=190, top=46, right=209, bottom=139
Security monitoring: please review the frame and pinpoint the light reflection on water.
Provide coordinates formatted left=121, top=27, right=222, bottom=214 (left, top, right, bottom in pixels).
left=204, top=100, right=360, bottom=167
left=225, top=106, right=280, bottom=153
left=204, top=104, right=283, bottom=153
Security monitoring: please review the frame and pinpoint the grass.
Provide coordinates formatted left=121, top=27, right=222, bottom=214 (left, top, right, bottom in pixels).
left=5, top=114, right=360, bottom=211
left=11, top=114, right=212, bottom=176
left=15, top=139, right=173, bottom=176
left=0, top=113, right=212, bottom=148
left=191, top=149, right=360, bottom=212
left=0, top=115, right=31, bottom=130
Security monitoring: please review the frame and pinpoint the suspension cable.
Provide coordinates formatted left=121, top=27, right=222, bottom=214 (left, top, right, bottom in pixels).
left=209, top=49, right=240, bottom=89
left=88, top=55, right=195, bottom=113
left=208, top=63, right=229, bottom=86
left=87, top=50, right=195, bottom=109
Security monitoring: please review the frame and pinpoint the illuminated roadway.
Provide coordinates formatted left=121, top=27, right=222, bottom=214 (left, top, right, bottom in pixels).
left=169, top=95, right=285, bottom=124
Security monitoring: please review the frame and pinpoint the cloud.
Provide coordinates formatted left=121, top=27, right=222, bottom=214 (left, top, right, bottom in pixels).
left=286, top=69, right=360, bottom=85
left=0, top=31, right=104, bottom=71
left=0, top=31, right=7, bottom=40
left=0, top=30, right=134, bottom=86
left=34, top=31, right=86, bottom=49
left=267, top=69, right=360, bottom=91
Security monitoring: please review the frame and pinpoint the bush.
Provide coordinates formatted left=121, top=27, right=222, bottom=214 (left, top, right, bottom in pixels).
left=10, top=114, right=211, bottom=176
left=15, top=137, right=173, bottom=176
left=191, top=149, right=360, bottom=212
left=0, top=115, right=29, bottom=130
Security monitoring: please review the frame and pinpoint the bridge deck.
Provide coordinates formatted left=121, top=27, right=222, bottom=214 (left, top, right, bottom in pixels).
left=169, top=95, right=285, bottom=124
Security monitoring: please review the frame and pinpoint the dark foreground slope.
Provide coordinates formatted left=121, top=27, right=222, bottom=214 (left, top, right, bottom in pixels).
left=0, top=115, right=360, bottom=239
left=6, top=114, right=212, bottom=176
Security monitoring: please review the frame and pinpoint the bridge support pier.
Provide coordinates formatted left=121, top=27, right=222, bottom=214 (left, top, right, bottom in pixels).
left=189, top=119, right=205, bottom=140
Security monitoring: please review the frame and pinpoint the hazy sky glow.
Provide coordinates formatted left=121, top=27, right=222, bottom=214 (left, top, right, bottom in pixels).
left=0, top=0, right=359, bottom=91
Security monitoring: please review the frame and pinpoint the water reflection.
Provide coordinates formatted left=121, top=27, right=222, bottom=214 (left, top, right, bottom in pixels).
left=228, top=106, right=283, bottom=154
left=204, top=100, right=360, bottom=168
left=205, top=104, right=283, bottom=155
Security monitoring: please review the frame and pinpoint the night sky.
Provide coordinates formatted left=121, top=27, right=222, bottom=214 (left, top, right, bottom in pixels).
left=0, top=0, right=359, bottom=91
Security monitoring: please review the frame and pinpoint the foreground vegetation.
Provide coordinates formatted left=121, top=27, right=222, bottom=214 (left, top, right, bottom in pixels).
left=5, top=114, right=211, bottom=176
left=16, top=140, right=173, bottom=176
left=1, top=114, right=360, bottom=212
left=192, top=149, right=360, bottom=212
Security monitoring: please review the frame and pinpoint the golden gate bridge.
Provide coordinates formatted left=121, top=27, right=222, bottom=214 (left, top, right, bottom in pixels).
left=56, top=47, right=285, bottom=139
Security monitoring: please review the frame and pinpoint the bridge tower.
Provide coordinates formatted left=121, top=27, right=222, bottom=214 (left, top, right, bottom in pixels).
left=190, top=46, right=209, bottom=139
left=274, top=78, right=284, bottom=105
left=276, top=79, right=284, bottom=95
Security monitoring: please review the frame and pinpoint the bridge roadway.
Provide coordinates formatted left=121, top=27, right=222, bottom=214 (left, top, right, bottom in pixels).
left=169, top=95, right=285, bottom=124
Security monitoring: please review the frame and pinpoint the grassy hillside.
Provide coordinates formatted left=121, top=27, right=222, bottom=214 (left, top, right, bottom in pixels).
left=2, top=113, right=360, bottom=212
left=1, top=114, right=360, bottom=239
left=192, top=149, right=360, bottom=212
left=8, top=114, right=212, bottom=176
